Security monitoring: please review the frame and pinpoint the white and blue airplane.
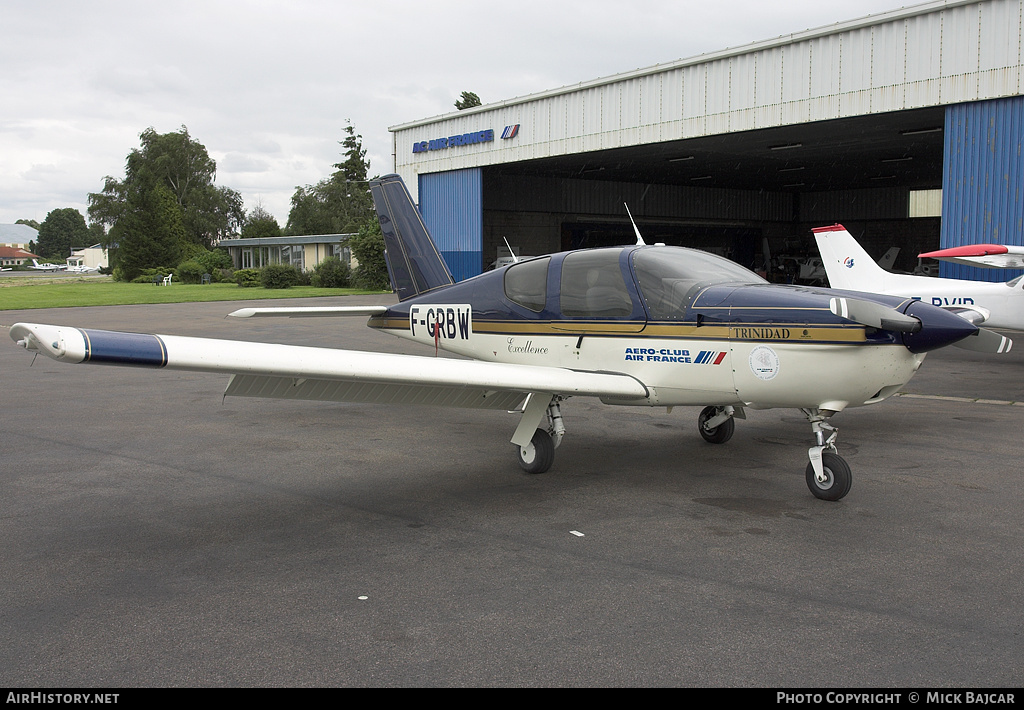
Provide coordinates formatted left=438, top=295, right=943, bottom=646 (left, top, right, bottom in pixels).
left=28, top=259, right=63, bottom=272
left=9, top=176, right=1013, bottom=502
left=814, top=225, right=1024, bottom=332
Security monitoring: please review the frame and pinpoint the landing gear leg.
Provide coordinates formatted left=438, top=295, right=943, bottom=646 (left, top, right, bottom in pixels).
left=512, top=395, right=565, bottom=474
left=802, top=408, right=852, bottom=501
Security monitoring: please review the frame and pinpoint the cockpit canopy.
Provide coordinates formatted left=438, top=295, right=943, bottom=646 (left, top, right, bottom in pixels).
left=632, top=246, right=767, bottom=319
left=502, top=245, right=766, bottom=320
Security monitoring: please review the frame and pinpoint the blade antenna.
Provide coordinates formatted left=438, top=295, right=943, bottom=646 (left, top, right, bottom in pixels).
left=625, top=203, right=646, bottom=245
left=503, top=237, right=520, bottom=264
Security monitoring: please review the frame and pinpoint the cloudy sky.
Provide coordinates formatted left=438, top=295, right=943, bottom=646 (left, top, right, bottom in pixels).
left=2, top=0, right=908, bottom=228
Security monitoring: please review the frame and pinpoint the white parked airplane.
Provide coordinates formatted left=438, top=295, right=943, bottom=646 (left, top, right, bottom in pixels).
left=9, top=177, right=1013, bottom=502
left=28, top=259, right=63, bottom=272
left=65, top=264, right=100, bottom=273
left=814, top=224, right=1024, bottom=332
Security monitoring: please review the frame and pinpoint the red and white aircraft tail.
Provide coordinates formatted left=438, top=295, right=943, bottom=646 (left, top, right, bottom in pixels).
left=814, top=224, right=1024, bottom=332
left=812, top=225, right=896, bottom=292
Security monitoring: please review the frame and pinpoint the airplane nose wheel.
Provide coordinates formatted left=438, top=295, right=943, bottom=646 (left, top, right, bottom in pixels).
left=805, top=451, right=852, bottom=501
left=802, top=408, right=852, bottom=501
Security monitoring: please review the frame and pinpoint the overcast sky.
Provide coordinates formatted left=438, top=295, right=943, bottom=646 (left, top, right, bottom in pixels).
left=2, top=0, right=910, bottom=228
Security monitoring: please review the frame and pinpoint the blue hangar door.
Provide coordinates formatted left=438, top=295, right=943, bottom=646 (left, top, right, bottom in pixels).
left=941, top=96, right=1024, bottom=282
left=418, top=168, right=483, bottom=282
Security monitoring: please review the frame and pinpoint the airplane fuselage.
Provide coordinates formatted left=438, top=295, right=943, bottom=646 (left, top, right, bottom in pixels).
left=857, top=272, right=1024, bottom=331
left=369, top=245, right=941, bottom=413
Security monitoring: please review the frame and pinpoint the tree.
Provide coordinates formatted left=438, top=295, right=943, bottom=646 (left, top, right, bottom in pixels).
left=285, top=120, right=372, bottom=236
left=349, top=216, right=390, bottom=290
left=455, top=91, right=482, bottom=110
left=35, top=208, right=90, bottom=260
left=241, top=203, right=282, bottom=239
left=16, top=218, right=40, bottom=230
left=88, top=126, right=244, bottom=270
left=110, top=184, right=187, bottom=281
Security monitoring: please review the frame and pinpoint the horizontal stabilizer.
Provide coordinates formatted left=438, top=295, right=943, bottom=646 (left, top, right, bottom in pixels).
left=919, top=244, right=1024, bottom=269
left=228, top=306, right=388, bottom=318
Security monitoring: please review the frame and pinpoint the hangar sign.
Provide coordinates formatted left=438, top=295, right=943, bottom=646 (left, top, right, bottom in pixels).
left=411, top=125, right=519, bottom=154
left=412, top=129, right=495, bottom=154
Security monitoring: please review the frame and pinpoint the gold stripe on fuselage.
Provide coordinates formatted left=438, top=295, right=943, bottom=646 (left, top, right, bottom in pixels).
left=369, top=316, right=867, bottom=343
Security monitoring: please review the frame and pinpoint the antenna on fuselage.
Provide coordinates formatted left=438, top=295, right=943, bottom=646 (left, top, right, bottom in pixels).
left=624, top=204, right=646, bottom=245
left=503, top=237, right=520, bottom=264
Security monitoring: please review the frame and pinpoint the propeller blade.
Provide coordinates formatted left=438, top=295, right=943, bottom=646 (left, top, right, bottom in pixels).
left=829, top=297, right=922, bottom=333
left=952, top=328, right=1013, bottom=354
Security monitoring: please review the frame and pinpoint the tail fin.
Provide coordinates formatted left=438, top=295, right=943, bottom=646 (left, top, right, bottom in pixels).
left=370, top=174, right=454, bottom=301
left=813, top=225, right=890, bottom=292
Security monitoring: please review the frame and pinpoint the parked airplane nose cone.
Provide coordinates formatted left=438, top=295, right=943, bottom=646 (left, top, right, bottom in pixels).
left=900, top=300, right=979, bottom=352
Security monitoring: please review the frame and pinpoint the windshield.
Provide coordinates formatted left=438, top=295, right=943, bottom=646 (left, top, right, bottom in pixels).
left=632, top=247, right=766, bottom=319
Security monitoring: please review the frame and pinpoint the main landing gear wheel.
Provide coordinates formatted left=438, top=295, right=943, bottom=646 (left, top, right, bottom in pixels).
left=805, top=451, right=852, bottom=501
left=517, top=429, right=555, bottom=474
left=698, top=406, right=735, bottom=444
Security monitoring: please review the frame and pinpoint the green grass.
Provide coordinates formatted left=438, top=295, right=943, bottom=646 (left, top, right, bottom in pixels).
left=0, top=276, right=385, bottom=310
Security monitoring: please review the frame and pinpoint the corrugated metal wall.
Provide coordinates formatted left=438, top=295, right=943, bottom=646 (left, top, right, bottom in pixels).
left=419, top=169, right=483, bottom=282
left=394, top=0, right=1024, bottom=182
left=941, top=96, right=1024, bottom=280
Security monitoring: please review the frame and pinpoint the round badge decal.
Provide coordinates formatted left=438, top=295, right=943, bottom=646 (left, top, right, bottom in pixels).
left=749, top=345, right=780, bottom=381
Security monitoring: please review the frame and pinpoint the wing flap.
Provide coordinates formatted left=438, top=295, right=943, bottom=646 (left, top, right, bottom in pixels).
left=224, top=374, right=528, bottom=409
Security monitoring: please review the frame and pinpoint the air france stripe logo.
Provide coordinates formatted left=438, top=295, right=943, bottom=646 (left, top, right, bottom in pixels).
left=501, top=125, right=519, bottom=139
left=694, top=350, right=728, bottom=365
left=624, top=348, right=726, bottom=363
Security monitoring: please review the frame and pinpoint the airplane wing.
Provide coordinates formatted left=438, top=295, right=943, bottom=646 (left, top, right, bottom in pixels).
left=10, top=323, right=649, bottom=410
left=919, top=244, right=1024, bottom=269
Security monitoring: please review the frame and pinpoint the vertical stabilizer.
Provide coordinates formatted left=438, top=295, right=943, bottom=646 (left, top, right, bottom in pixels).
left=370, top=174, right=455, bottom=301
left=813, top=225, right=890, bottom=292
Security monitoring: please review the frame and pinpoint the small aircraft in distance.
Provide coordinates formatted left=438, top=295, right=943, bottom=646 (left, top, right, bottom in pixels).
left=64, top=264, right=100, bottom=274
left=10, top=176, right=1013, bottom=502
left=815, top=225, right=1024, bottom=332
left=28, top=259, right=63, bottom=272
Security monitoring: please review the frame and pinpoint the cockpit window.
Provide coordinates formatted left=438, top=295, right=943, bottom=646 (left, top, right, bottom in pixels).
left=504, top=256, right=550, bottom=312
left=633, top=247, right=766, bottom=319
left=560, top=249, right=634, bottom=317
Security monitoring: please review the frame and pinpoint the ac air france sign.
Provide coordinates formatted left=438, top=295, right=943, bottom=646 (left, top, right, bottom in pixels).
left=411, top=125, right=520, bottom=154
left=413, top=129, right=495, bottom=154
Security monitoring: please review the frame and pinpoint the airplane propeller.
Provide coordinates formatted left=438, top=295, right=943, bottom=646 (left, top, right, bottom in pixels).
left=950, top=327, right=1013, bottom=354
left=829, top=296, right=1012, bottom=353
left=829, top=297, right=921, bottom=333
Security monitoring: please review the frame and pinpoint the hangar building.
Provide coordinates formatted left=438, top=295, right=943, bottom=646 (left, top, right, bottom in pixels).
left=389, top=0, right=1024, bottom=284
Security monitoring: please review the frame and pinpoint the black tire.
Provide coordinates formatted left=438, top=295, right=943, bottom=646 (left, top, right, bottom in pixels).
left=517, top=429, right=555, bottom=474
left=698, top=406, right=735, bottom=444
left=805, top=451, right=852, bottom=501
